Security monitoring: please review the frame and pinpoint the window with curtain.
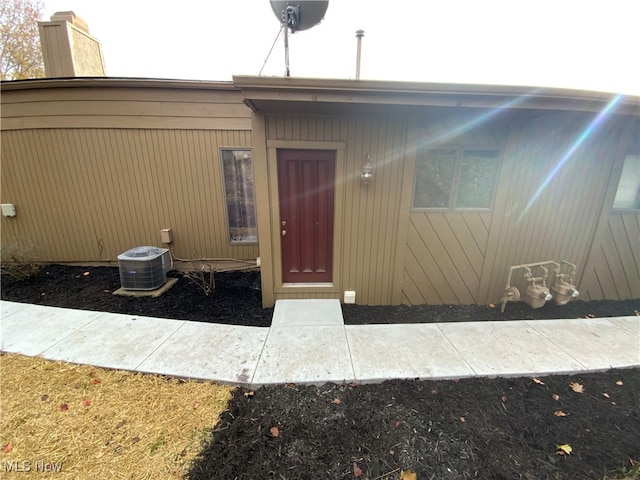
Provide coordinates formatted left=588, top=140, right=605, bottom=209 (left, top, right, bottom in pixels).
left=413, top=148, right=501, bottom=209
left=221, top=149, right=257, bottom=243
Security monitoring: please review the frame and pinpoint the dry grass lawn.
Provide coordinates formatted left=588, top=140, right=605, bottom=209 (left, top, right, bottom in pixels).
left=0, top=353, right=233, bottom=479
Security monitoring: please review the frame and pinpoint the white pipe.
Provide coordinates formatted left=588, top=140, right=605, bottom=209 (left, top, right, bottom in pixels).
left=355, top=30, right=364, bottom=80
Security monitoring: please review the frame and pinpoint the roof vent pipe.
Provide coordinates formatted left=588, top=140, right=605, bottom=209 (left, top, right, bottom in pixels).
left=355, top=30, right=364, bottom=80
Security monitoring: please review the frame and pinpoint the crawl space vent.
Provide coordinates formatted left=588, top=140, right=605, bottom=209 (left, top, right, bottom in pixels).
left=118, top=246, right=171, bottom=290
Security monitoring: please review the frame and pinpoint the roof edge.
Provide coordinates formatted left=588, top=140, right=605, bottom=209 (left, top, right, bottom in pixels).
left=0, top=77, right=236, bottom=91
left=233, top=75, right=640, bottom=105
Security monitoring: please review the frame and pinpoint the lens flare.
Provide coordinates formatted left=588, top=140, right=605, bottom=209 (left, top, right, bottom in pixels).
left=517, top=94, right=623, bottom=223
left=417, top=90, right=543, bottom=148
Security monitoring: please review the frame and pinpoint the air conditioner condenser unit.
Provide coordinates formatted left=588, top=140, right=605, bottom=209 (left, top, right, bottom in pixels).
left=118, top=246, right=171, bottom=290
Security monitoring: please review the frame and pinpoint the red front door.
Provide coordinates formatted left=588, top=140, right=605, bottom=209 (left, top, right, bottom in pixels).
left=277, top=149, right=335, bottom=283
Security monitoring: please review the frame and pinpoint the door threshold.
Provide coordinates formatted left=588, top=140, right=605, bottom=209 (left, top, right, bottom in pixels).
left=282, top=282, right=334, bottom=288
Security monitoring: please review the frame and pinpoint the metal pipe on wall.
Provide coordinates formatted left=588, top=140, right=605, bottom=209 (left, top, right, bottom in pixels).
left=355, top=30, right=364, bottom=79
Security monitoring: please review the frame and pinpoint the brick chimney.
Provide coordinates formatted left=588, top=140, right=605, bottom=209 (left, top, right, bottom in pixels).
left=38, top=11, right=106, bottom=77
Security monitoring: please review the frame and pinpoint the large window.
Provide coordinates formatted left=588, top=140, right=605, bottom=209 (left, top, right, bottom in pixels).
left=613, top=154, right=640, bottom=210
left=221, top=149, right=257, bottom=243
left=413, top=148, right=501, bottom=209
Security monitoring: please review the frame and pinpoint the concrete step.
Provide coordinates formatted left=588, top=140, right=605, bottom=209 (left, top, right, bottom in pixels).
left=270, top=299, right=344, bottom=327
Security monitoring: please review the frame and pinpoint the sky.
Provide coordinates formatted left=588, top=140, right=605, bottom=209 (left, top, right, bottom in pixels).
left=42, top=0, right=640, bottom=95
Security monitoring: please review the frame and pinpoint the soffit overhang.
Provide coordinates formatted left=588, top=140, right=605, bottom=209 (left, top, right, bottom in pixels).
left=233, top=76, right=640, bottom=117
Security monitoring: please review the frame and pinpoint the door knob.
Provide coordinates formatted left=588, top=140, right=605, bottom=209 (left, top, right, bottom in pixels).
left=282, top=229, right=287, bottom=237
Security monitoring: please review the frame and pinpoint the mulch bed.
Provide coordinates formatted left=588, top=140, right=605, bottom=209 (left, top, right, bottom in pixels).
left=189, top=370, right=640, bottom=480
left=1, top=264, right=638, bottom=327
left=2, top=265, right=639, bottom=479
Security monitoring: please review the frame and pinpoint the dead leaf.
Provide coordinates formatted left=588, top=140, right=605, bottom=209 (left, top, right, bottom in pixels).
left=83, top=399, right=91, bottom=407
left=459, top=416, right=466, bottom=423
left=40, top=394, right=49, bottom=401
left=533, top=377, right=545, bottom=385
left=353, top=462, right=363, bottom=478
left=130, top=436, right=140, bottom=444
left=83, top=271, right=90, bottom=276
left=556, top=444, right=573, bottom=455
left=488, top=303, right=496, bottom=309
left=60, top=403, right=69, bottom=412
left=569, top=382, right=584, bottom=393
left=501, top=395, right=508, bottom=402
left=554, top=410, right=568, bottom=417
left=244, top=391, right=254, bottom=397
left=395, top=420, right=403, bottom=428
left=193, top=402, right=200, bottom=409
left=602, top=392, right=610, bottom=399
left=552, top=393, right=560, bottom=401
left=332, top=398, right=342, bottom=405
left=92, top=379, right=101, bottom=385
left=401, top=469, right=418, bottom=480
left=3, top=443, right=12, bottom=453
left=431, top=388, right=439, bottom=395
left=93, top=451, right=105, bottom=460
left=616, top=380, right=623, bottom=386
left=270, top=426, right=279, bottom=438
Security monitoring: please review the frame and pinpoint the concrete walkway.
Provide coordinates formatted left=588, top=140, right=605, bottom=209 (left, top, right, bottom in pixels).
left=1, top=299, right=638, bottom=387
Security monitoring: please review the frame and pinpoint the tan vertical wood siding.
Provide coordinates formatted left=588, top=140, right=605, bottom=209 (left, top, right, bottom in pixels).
left=400, top=110, right=507, bottom=305
left=402, top=212, right=491, bottom=304
left=0, top=86, right=258, bottom=263
left=580, top=214, right=640, bottom=299
left=263, top=113, right=409, bottom=305
left=580, top=122, right=640, bottom=300
left=478, top=113, right=637, bottom=304
left=1, top=129, right=258, bottom=262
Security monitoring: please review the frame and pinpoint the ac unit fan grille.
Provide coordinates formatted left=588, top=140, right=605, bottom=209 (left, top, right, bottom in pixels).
left=117, top=247, right=170, bottom=291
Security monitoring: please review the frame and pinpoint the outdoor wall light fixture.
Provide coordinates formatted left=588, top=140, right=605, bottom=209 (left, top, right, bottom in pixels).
left=360, top=154, right=374, bottom=184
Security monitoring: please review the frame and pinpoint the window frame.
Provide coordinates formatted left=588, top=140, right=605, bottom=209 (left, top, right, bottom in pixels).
left=611, top=152, right=640, bottom=212
left=412, top=147, right=502, bottom=212
left=219, top=147, right=258, bottom=245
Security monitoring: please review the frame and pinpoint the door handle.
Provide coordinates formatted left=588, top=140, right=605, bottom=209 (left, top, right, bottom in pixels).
left=282, top=229, right=287, bottom=237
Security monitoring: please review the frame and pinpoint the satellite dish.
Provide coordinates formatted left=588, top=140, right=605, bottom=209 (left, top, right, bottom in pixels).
left=270, top=1, right=329, bottom=33
left=268, top=1, right=329, bottom=76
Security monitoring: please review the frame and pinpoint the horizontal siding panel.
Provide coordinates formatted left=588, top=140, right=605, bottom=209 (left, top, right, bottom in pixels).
left=160, top=102, right=250, bottom=118
left=2, top=116, right=252, bottom=131
left=3, top=101, right=250, bottom=119
left=1, top=88, right=243, bottom=104
left=3, top=101, right=161, bottom=117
